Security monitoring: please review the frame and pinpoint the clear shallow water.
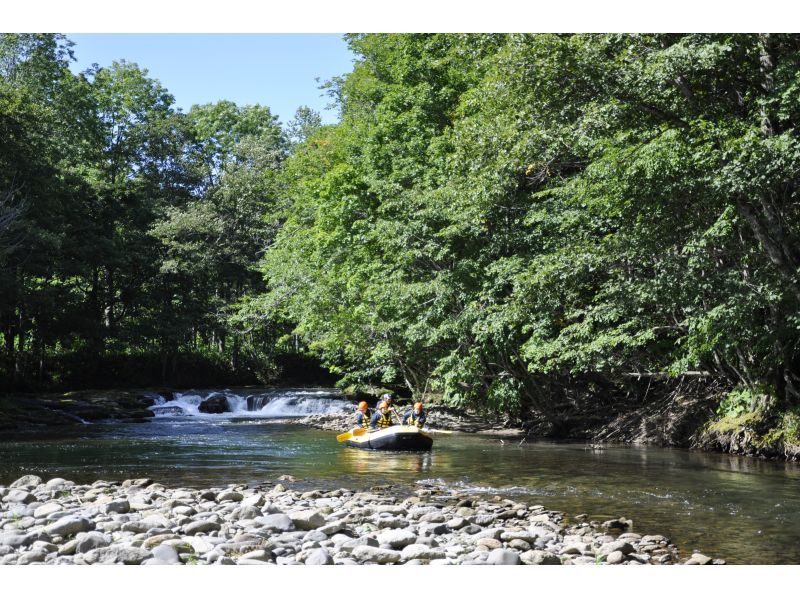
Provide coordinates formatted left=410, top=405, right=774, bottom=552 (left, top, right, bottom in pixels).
left=1, top=389, right=799, bottom=564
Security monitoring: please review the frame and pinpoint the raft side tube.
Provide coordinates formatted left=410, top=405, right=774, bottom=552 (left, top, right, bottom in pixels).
left=344, top=425, right=433, bottom=451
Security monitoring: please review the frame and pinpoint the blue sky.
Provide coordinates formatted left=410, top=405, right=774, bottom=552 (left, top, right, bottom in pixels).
left=66, top=34, right=356, bottom=125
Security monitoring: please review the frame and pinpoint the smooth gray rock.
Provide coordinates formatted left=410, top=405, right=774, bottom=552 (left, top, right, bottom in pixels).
left=520, top=550, right=562, bottom=565
left=84, top=545, right=151, bottom=564
left=289, top=509, right=325, bottom=530
left=10, top=475, right=42, bottom=489
left=183, top=520, right=221, bottom=535
left=216, top=490, right=244, bottom=503
left=376, top=528, right=417, bottom=549
left=401, top=544, right=447, bottom=561
left=685, top=553, right=713, bottom=565
left=606, top=550, right=626, bottom=564
left=256, top=513, right=294, bottom=532
left=303, top=530, right=328, bottom=543
left=305, top=548, right=334, bottom=565
left=46, top=516, right=94, bottom=537
left=352, top=545, right=402, bottom=564
left=486, top=548, right=522, bottom=565
left=597, top=540, right=635, bottom=557
left=17, top=548, right=47, bottom=564
left=33, top=503, right=63, bottom=518
left=101, top=499, right=130, bottom=514
left=151, top=544, right=180, bottom=564
left=0, top=532, right=35, bottom=548
left=45, top=478, right=69, bottom=491
left=75, top=531, right=110, bottom=553
left=3, top=489, right=36, bottom=504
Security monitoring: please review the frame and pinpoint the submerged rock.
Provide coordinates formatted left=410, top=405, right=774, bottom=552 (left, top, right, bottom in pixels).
left=198, top=394, right=229, bottom=414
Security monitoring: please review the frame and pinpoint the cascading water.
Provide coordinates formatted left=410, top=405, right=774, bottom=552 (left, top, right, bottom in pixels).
left=149, top=388, right=352, bottom=418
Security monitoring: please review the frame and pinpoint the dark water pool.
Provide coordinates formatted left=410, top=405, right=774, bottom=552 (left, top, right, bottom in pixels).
left=1, top=401, right=799, bottom=564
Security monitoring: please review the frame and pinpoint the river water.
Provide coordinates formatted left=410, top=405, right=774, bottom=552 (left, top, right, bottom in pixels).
left=1, top=388, right=799, bottom=564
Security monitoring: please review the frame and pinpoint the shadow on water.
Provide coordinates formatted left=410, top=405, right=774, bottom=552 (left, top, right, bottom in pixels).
left=2, top=404, right=800, bottom=564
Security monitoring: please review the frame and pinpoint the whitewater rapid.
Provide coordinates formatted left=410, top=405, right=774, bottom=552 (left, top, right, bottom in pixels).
left=148, top=388, right=352, bottom=418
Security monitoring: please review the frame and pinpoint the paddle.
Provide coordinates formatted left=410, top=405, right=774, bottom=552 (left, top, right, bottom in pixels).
left=336, top=427, right=368, bottom=443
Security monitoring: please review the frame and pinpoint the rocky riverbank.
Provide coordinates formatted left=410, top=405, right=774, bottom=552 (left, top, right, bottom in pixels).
left=0, top=390, right=158, bottom=430
left=0, top=474, right=723, bottom=566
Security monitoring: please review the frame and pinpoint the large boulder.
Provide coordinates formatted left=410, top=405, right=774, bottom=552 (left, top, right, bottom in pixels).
left=198, top=393, right=229, bottom=414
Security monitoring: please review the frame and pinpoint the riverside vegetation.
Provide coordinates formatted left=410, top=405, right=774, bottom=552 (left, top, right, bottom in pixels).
left=0, top=474, right=722, bottom=566
left=3, top=33, right=800, bottom=457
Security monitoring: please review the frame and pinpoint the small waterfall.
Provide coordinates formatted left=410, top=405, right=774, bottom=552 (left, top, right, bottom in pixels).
left=149, top=389, right=351, bottom=418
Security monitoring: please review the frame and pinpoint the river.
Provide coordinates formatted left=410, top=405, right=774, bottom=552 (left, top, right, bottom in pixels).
left=1, top=387, right=799, bottom=564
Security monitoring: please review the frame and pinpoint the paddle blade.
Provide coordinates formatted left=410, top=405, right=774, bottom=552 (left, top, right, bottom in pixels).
left=352, top=427, right=368, bottom=436
left=336, top=431, right=353, bottom=443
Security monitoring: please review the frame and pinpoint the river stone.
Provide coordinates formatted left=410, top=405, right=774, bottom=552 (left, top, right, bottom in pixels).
left=101, top=499, right=130, bottom=514
left=606, top=550, right=626, bottom=565
left=419, top=512, right=446, bottom=523
left=46, top=516, right=93, bottom=537
left=147, top=544, right=181, bottom=565
left=401, top=544, right=447, bottom=561
left=685, top=553, right=713, bottom=565
left=0, top=532, right=35, bottom=548
left=317, top=520, right=346, bottom=536
left=183, top=520, right=221, bottom=535
left=241, top=493, right=265, bottom=508
left=501, top=530, right=538, bottom=543
left=216, top=490, right=243, bottom=503
left=17, top=548, right=48, bottom=564
left=10, top=475, right=42, bottom=489
left=602, top=518, right=631, bottom=531
left=486, top=548, right=522, bottom=565
left=3, top=489, right=36, bottom=504
left=520, top=550, right=562, bottom=565
left=376, top=529, right=417, bottom=549
left=597, top=540, right=635, bottom=557
left=305, top=548, right=334, bottom=565
left=256, top=513, right=294, bottom=532
left=239, top=549, right=272, bottom=562
left=58, top=539, right=79, bottom=555
left=33, top=502, right=63, bottom=519
left=45, top=478, right=70, bottom=491
left=198, top=394, right=229, bottom=414
left=509, top=539, right=531, bottom=551
left=476, top=538, right=502, bottom=550
left=303, top=530, right=328, bottom=543
left=342, top=536, right=379, bottom=551
left=352, top=545, right=402, bottom=564
left=289, top=509, right=325, bottom=530
left=84, top=545, right=152, bottom=565
left=74, top=531, right=110, bottom=553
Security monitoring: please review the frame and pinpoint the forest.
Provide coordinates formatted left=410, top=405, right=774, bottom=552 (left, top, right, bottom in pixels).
left=2, top=33, right=800, bottom=445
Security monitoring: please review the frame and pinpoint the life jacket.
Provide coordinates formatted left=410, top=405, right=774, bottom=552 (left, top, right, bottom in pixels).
left=407, top=410, right=425, bottom=427
left=356, top=409, right=371, bottom=428
left=375, top=411, right=393, bottom=429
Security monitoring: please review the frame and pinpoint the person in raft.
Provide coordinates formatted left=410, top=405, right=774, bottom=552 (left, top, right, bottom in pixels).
left=355, top=401, right=371, bottom=429
left=370, top=401, right=394, bottom=429
left=402, top=402, right=427, bottom=428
